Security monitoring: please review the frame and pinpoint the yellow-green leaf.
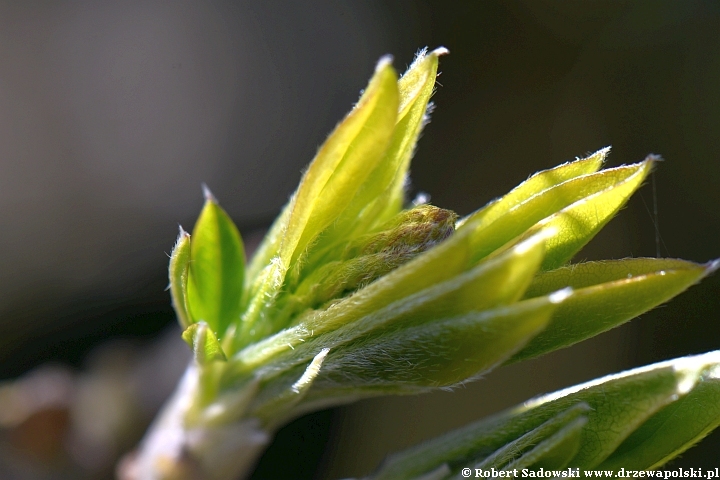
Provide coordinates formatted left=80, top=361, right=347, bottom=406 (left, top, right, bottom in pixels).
left=281, top=60, right=399, bottom=270
left=525, top=159, right=653, bottom=270
left=598, top=358, right=720, bottom=470
left=370, top=47, right=448, bottom=226
left=464, top=160, right=652, bottom=267
left=239, top=59, right=400, bottom=345
left=245, top=50, right=445, bottom=326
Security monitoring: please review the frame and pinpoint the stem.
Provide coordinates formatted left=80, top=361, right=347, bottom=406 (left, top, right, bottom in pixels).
left=119, top=364, right=270, bottom=480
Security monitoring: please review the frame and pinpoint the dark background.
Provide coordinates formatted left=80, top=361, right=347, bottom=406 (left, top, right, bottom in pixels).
left=0, top=1, right=718, bottom=478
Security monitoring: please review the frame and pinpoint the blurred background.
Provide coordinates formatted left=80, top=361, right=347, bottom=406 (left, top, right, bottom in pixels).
left=0, top=1, right=718, bottom=478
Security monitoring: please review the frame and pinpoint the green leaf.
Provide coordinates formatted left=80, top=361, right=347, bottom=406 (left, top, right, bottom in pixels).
left=304, top=295, right=560, bottom=393
left=233, top=222, right=476, bottom=371
left=523, top=418, right=585, bottom=470
left=468, top=414, right=586, bottom=473
left=186, top=190, right=245, bottom=337
left=370, top=404, right=590, bottom=480
left=239, top=58, right=400, bottom=344
left=509, top=258, right=712, bottom=363
left=598, top=356, right=720, bottom=470
left=168, top=227, right=192, bottom=329
left=516, top=352, right=720, bottom=468
left=182, top=321, right=227, bottom=364
left=458, top=147, right=609, bottom=229
left=517, top=352, right=714, bottom=468
left=368, top=351, right=720, bottom=478
left=463, top=160, right=652, bottom=268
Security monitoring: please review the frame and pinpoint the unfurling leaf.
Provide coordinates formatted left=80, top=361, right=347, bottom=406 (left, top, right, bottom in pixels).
left=186, top=190, right=245, bottom=337
left=169, top=227, right=192, bottom=329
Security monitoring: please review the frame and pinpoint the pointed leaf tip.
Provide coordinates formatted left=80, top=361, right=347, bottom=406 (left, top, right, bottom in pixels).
left=324, top=47, right=442, bottom=237
left=201, top=183, right=217, bottom=203
left=705, top=258, right=720, bottom=274
left=592, top=145, right=611, bottom=164
left=376, top=54, right=394, bottom=71
left=535, top=159, right=653, bottom=270
left=431, top=46, right=449, bottom=56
